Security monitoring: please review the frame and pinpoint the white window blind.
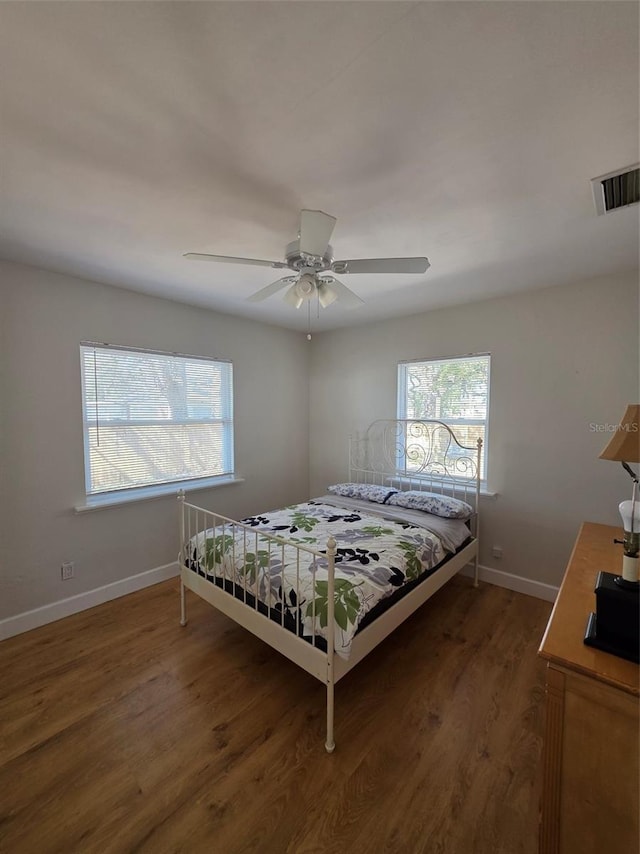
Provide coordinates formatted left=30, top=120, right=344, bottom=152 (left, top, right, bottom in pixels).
left=397, top=354, right=490, bottom=481
left=80, top=343, right=234, bottom=496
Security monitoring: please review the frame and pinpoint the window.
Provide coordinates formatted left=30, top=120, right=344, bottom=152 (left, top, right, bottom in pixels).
left=397, top=353, right=490, bottom=481
left=80, top=343, right=234, bottom=498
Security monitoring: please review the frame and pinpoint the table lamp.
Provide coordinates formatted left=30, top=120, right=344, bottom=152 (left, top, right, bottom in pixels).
left=599, top=404, right=640, bottom=586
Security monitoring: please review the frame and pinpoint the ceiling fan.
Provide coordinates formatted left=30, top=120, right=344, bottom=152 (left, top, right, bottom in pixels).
left=184, top=210, right=430, bottom=310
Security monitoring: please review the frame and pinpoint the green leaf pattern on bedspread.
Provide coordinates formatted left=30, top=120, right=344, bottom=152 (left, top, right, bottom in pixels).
left=204, top=534, right=234, bottom=571
left=360, top=525, right=396, bottom=537
left=241, top=550, right=271, bottom=584
left=289, top=511, right=319, bottom=532
left=306, top=579, right=363, bottom=631
left=187, top=502, right=445, bottom=659
left=397, top=541, right=429, bottom=582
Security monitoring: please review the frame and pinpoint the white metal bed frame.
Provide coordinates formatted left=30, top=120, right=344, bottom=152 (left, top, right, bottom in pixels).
left=178, top=419, right=482, bottom=753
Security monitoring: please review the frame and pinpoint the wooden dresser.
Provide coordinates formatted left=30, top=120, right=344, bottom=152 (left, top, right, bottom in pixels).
left=538, top=522, right=639, bottom=854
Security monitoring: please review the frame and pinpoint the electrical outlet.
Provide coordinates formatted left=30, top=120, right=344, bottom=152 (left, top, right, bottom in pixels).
left=61, top=561, right=74, bottom=580
left=491, top=546, right=503, bottom=560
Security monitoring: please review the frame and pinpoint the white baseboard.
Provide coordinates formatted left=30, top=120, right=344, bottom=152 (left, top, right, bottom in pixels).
left=0, top=561, right=180, bottom=641
left=0, top=559, right=556, bottom=643
left=461, top=563, right=558, bottom=602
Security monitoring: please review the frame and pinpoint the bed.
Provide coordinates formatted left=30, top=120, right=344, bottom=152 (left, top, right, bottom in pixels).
left=178, top=419, right=482, bottom=752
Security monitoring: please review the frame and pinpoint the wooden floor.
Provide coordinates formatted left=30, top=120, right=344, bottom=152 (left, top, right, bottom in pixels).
left=0, top=576, right=551, bottom=854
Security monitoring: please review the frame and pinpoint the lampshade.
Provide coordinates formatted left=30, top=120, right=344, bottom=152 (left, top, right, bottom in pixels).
left=283, top=274, right=316, bottom=309
left=317, top=280, right=338, bottom=308
left=283, top=286, right=304, bottom=309
left=599, top=405, right=640, bottom=463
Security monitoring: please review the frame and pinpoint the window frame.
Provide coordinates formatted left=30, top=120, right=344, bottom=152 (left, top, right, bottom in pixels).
left=79, top=342, right=235, bottom=505
left=397, top=352, right=491, bottom=485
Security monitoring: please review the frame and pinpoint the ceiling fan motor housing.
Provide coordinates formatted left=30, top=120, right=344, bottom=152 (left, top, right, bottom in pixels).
left=285, top=240, right=334, bottom=272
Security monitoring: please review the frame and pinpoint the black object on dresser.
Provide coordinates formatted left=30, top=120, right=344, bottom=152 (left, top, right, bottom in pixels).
left=584, top=570, right=640, bottom=663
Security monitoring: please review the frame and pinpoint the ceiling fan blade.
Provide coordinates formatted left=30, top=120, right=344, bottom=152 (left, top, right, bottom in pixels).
left=184, top=252, right=287, bottom=269
left=298, top=210, right=337, bottom=257
left=320, top=276, right=364, bottom=309
left=247, top=276, right=297, bottom=303
left=331, top=257, right=430, bottom=275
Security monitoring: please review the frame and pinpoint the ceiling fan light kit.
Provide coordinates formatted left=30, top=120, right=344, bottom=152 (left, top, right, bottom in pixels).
left=184, top=209, right=430, bottom=314
left=282, top=273, right=342, bottom=311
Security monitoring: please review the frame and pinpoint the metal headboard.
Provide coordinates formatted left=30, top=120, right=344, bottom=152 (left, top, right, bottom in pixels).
left=348, top=419, right=483, bottom=508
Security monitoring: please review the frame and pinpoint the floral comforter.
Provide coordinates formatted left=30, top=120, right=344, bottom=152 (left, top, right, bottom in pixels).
left=185, top=501, right=446, bottom=659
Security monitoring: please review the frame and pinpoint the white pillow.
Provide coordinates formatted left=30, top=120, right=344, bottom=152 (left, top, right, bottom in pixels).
left=387, top=490, right=473, bottom=519
left=327, top=483, right=398, bottom=504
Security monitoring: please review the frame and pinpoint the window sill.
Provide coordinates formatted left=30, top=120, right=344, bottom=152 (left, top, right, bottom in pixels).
left=74, top=475, right=245, bottom=513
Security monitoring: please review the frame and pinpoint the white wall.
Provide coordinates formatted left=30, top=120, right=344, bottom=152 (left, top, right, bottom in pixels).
left=1, top=262, right=637, bottom=625
left=309, top=272, right=639, bottom=587
left=0, top=261, right=310, bottom=620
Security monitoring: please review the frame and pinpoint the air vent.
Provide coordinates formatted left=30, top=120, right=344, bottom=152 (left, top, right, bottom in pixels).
left=592, top=165, right=640, bottom=215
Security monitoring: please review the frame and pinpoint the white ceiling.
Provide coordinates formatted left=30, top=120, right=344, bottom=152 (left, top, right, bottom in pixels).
left=0, top=1, right=638, bottom=332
